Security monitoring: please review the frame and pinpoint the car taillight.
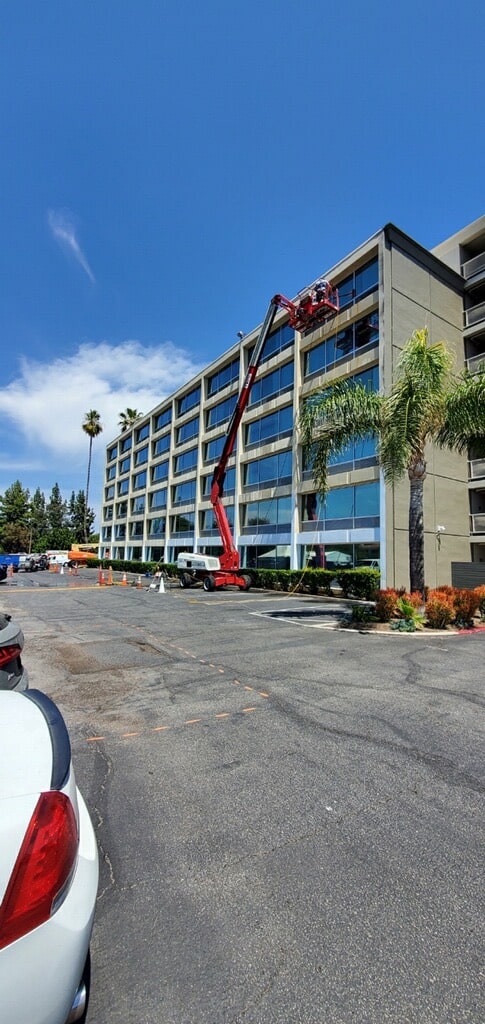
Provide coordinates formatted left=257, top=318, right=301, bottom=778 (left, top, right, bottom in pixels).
left=0, top=791, right=78, bottom=949
left=0, top=644, right=22, bottom=668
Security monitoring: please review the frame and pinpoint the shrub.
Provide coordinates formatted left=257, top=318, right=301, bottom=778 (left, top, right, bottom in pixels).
left=350, top=604, right=373, bottom=623
left=425, top=590, right=455, bottom=629
left=396, top=595, right=425, bottom=629
left=375, top=588, right=399, bottom=622
left=474, top=585, right=485, bottom=618
left=391, top=618, right=417, bottom=632
left=336, top=568, right=380, bottom=600
left=453, top=588, right=481, bottom=628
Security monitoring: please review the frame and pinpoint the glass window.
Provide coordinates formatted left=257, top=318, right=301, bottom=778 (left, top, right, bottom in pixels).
left=116, top=501, right=127, bottom=517
left=148, top=517, right=166, bottom=536
left=152, top=461, right=169, bottom=482
left=150, top=488, right=167, bottom=509
left=107, top=445, right=117, bottom=461
left=325, top=487, right=354, bottom=520
left=178, top=386, right=200, bottom=416
left=119, top=456, right=131, bottom=474
left=174, top=447, right=198, bottom=474
left=205, top=435, right=225, bottom=462
left=244, top=451, right=292, bottom=487
left=329, top=434, right=377, bottom=468
left=249, top=361, right=294, bottom=406
left=335, top=258, right=378, bottom=311
left=154, top=408, right=172, bottom=431
left=334, top=325, right=354, bottom=361
left=105, top=484, right=115, bottom=500
left=303, top=481, right=379, bottom=524
left=242, top=495, right=292, bottom=527
left=202, top=466, right=235, bottom=495
left=200, top=506, right=234, bottom=530
left=260, top=323, right=294, bottom=361
left=177, top=415, right=199, bottom=444
left=135, top=445, right=148, bottom=466
left=355, top=259, right=378, bottom=300
left=172, top=479, right=196, bottom=504
left=135, top=423, right=150, bottom=443
left=206, top=394, right=237, bottom=430
left=106, top=465, right=116, bottom=480
left=120, top=435, right=132, bottom=452
left=336, top=274, right=354, bottom=310
left=130, top=521, right=144, bottom=538
left=355, top=480, right=380, bottom=517
left=133, top=470, right=147, bottom=490
left=207, top=358, right=239, bottom=396
left=153, top=434, right=171, bottom=457
left=246, top=405, right=293, bottom=446
left=118, top=479, right=129, bottom=496
left=171, top=512, right=195, bottom=533
left=131, top=495, right=145, bottom=514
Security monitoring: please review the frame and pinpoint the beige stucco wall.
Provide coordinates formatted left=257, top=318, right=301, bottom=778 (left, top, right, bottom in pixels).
left=381, top=240, right=468, bottom=590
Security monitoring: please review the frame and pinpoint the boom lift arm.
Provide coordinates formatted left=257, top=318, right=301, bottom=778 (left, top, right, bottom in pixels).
left=176, top=282, right=339, bottom=591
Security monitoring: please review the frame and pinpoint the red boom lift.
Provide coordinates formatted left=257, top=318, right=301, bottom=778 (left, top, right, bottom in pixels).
left=176, top=281, right=339, bottom=591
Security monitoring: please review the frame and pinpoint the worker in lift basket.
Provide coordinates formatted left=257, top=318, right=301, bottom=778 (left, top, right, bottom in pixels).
left=314, top=278, right=330, bottom=302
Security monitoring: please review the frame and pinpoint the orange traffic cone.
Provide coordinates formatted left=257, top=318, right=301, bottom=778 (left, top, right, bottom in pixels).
left=121, top=572, right=127, bottom=586
left=98, top=567, right=105, bottom=586
left=107, top=566, right=113, bottom=586
left=136, top=575, right=143, bottom=589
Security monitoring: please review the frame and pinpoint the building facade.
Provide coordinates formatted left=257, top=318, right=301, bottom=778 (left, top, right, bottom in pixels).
left=100, top=216, right=485, bottom=589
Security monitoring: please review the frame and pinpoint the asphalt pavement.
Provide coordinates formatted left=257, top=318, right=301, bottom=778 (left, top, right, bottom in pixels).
left=2, top=570, right=484, bottom=1024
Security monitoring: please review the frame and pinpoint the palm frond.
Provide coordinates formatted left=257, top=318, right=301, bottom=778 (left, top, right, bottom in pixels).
left=299, top=379, right=383, bottom=495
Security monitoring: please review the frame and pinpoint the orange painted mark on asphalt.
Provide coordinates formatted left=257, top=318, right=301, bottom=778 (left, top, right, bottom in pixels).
left=152, top=725, right=170, bottom=732
left=87, top=736, right=105, bottom=742
left=185, top=718, right=202, bottom=725
left=233, top=679, right=240, bottom=685
left=242, top=707, right=257, bottom=713
left=215, top=712, right=230, bottom=719
left=244, top=685, right=254, bottom=691
left=218, top=668, right=225, bottom=674
left=259, top=691, right=269, bottom=698
left=122, top=731, right=140, bottom=737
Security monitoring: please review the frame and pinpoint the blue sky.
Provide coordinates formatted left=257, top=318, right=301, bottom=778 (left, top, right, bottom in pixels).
left=1, top=0, right=484, bottom=526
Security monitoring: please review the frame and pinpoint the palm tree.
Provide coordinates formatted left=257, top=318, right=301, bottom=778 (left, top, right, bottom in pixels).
left=299, top=329, right=485, bottom=594
left=82, top=410, right=103, bottom=542
left=118, top=408, right=142, bottom=432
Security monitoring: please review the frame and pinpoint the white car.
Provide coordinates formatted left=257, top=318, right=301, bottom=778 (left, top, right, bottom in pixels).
left=0, top=689, right=98, bottom=1023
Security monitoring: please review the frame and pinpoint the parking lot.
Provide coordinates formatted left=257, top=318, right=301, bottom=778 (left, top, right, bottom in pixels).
left=2, top=570, right=484, bottom=1024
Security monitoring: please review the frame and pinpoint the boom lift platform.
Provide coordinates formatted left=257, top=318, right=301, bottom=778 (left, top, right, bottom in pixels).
left=177, top=281, right=339, bottom=591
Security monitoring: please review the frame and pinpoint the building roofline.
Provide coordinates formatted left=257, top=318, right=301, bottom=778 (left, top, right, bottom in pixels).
left=383, top=223, right=464, bottom=292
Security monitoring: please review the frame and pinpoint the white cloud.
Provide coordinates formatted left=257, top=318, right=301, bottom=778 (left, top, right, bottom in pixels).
left=0, top=339, right=204, bottom=522
left=47, top=208, right=95, bottom=283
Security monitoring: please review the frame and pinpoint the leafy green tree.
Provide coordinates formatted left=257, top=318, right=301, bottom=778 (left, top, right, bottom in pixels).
left=1, top=522, right=31, bottom=554
left=46, top=483, right=68, bottom=534
left=82, top=410, right=103, bottom=542
left=299, top=328, right=485, bottom=594
left=30, top=488, right=49, bottom=551
left=118, top=408, right=142, bottom=432
left=0, top=481, right=31, bottom=550
left=69, top=490, right=95, bottom=542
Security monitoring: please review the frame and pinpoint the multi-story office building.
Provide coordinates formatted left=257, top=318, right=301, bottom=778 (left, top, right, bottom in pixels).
left=100, top=215, right=485, bottom=589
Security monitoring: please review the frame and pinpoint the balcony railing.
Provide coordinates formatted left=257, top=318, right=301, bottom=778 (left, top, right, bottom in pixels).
left=466, top=353, right=485, bottom=373
left=470, top=513, right=485, bottom=534
left=462, top=251, right=485, bottom=280
left=465, top=301, right=485, bottom=328
left=469, top=459, right=485, bottom=480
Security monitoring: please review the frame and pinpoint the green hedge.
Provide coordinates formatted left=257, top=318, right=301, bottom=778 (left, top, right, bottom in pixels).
left=87, top=560, right=379, bottom=599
